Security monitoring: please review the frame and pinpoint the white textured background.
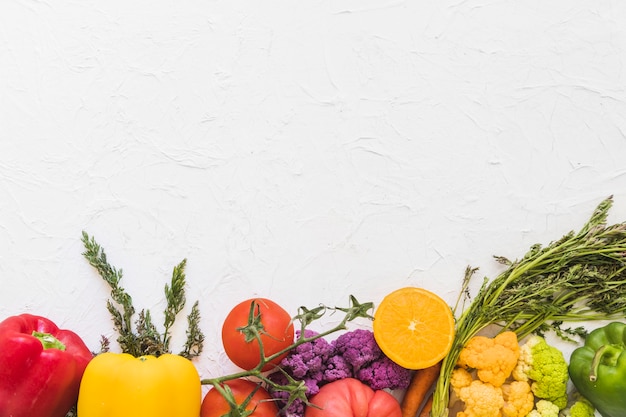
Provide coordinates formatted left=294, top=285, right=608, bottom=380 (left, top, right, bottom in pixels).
left=2, top=0, right=626, bottom=383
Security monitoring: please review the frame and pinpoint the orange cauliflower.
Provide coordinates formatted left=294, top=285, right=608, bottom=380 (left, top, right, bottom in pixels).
left=452, top=368, right=534, bottom=417
left=450, top=367, right=474, bottom=397
left=452, top=368, right=504, bottom=417
left=457, top=331, right=520, bottom=387
left=455, top=380, right=504, bottom=417
left=501, top=380, right=534, bottom=417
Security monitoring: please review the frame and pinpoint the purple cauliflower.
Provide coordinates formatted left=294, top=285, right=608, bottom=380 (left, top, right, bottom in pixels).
left=356, top=355, right=412, bottom=390
left=323, top=354, right=352, bottom=382
left=279, top=329, right=333, bottom=382
left=269, top=329, right=333, bottom=416
left=332, top=328, right=382, bottom=371
left=269, top=328, right=413, bottom=416
left=332, top=329, right=412, bottom=391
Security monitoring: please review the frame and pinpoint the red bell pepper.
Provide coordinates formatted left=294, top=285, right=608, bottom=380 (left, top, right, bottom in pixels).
left=0, top=313, right=93, bottom=417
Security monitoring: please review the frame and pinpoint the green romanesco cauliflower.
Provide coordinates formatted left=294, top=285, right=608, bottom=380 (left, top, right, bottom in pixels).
left=559, top=395, right=595, bottom=417
left=511, top=335, right=568, bottom=409
left=527, top=399, right=559, bottom=417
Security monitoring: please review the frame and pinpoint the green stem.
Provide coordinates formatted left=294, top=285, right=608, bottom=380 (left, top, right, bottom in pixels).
left=589, top=344, right=622, bottom=382
left=32, top=331, right=66, bottom=350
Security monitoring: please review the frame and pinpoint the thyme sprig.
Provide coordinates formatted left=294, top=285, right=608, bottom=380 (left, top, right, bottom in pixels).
left=81, top=232, right=204, bottom=358
left=200, top=296, right=374, bottom=416
left=180, top=300, right=204, bottom=359
left=431, top=196, right=626, bottom=417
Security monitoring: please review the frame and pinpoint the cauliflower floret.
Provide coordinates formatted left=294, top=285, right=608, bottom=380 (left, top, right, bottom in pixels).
left=332, top=328, right=382, bottom=371
left=501, top=380, right=534, bottom=417
left=281, top=330, right=333, bottom=380
left=526, top=399, right=559, bottom=417
left=457, top=331, right=520, bottom=387
left=323, top=354, right=351, bottom=382
left=455, top=380, right=504, bottom=417
left=330, top=328, right=411, bottom=390
left=355, top=355, right=412, bottom=390
left=560, top=395, right=595, bottom=417
left=450, top=367, right=474, bottom=397
left=269, top=329, right=333, bottom=415
left=511, top=335, right=568, bottom=409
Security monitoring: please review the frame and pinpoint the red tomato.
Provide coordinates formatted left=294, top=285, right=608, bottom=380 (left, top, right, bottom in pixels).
left=304, top=378, right=401, bottom=417
left=201, top=379, right=279, bottom=417
left=222, top=298, right=294, bottom=371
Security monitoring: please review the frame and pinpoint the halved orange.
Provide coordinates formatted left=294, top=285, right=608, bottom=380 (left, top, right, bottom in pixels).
left=373, top=287, right=455, bottom=370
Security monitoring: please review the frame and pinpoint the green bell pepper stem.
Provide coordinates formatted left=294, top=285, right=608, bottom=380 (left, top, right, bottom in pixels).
left=589, top=343, right=622, bottom=382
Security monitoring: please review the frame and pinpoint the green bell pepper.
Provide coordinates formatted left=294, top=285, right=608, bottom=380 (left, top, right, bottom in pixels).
left=569, top=322, right=626, bottom=417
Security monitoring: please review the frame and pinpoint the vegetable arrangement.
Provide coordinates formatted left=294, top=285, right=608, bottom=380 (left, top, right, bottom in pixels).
left=450, top=331, right=574, bottom=416
left=431, top=196, right=626, bottom=417
left=201, top=299, right=398, bottom=416
left=4, top=196, right=626, bottom=417
left=77, top=231, right=389, bottom=416
left=267, top=328, right=412, bottom=415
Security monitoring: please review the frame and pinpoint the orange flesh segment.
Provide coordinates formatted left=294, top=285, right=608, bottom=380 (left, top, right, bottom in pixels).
left=373, top=287, right=455, bottom=370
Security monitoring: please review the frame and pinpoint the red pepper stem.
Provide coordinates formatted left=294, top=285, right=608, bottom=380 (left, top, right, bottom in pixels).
left=32, top=331, right=66, bottom=351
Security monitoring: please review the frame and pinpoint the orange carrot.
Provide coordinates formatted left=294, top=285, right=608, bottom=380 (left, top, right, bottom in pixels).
left=418, top=393, right=433, bottom=417
left=400, top=361, right=442, bottom=417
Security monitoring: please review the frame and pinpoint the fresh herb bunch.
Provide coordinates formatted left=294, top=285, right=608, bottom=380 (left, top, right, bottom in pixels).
left=81, top=231, right=204, bottom=359
left=431, top=196, right=626, bottom=417
left=201, top=295, right=375, bottom=416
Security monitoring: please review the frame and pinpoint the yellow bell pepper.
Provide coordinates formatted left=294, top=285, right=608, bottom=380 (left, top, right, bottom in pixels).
left=77, top=352, right=201, bottom=417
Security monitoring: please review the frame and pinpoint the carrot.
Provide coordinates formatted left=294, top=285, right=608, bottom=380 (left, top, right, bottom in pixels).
left=418, top=393, right=433, bottom=417
left=400, top=361, right=442, bottom=417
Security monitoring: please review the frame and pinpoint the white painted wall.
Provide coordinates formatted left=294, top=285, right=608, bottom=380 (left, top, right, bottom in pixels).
left=2, top=1, right=626, bottom=383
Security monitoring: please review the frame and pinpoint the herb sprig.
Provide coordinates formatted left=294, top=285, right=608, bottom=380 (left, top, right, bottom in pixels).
left=431, top=196, right=626, bottom=417
left=81, top=232, right=204, bottom=359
